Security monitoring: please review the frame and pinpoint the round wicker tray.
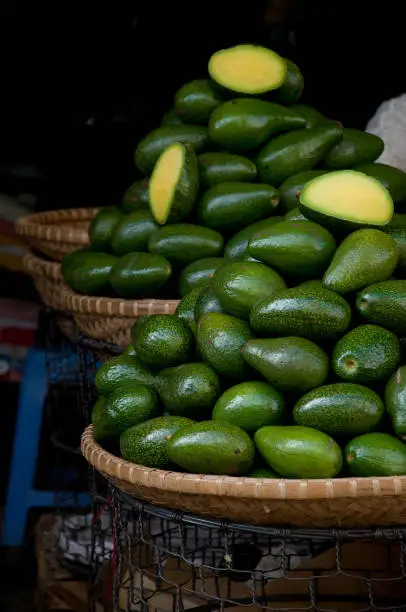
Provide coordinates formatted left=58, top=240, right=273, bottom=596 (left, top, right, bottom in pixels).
left=81, top=425, right=406, bottom=528
left=60, top=287, right=179, bottom=347
left=15, top=207, right=99, bottom=261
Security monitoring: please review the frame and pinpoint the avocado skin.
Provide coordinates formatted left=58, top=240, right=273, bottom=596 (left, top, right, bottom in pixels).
left=356, top=280, right=406, bottom=335
left=385, top=366, right=406, bottom=439
left=345, top=432, right=406, bottom=477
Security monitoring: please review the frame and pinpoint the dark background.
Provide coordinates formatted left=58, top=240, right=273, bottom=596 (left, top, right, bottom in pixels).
left=0, top=1, right=404, bottom=211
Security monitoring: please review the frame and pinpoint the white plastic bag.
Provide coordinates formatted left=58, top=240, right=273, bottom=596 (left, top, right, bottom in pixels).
left=366, top=94, right=406, bottom=171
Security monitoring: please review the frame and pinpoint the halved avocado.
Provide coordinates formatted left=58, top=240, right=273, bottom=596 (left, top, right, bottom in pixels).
left=208, top=44, right=287, bottom=95
left=299, top=170, right=394, bottom=230
left=149, top=142, right=199, bottom=225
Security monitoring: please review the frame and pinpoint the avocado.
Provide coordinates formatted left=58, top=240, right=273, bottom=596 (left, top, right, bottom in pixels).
left=293, top=383, right=384, bottom=437
left=61, top=250, right=117, bottom=296
left=88, top=207, right=123, bottom=251
left=167, top=420, right=255, bottom=475
left=323, top=229, right=398, bottom=294
left=211, top=260, right=286, bottom=320
left=196, top=312, right=253, bottom=380
left=148, top=223, right=223, bottom=267
left=121, top=179, right=150, bottom=213
left=297, top=279, right=324, bottom=290
left=120, top=416, right=194, bottom=468
left=383, top=215, right=406, bottom=273
left=354, top=162, right=406, bottom=204
left=208, top=98, right=305, bottom=152
left=208, top=44, right=287, bottom=95
left=279, top=170, right=327, bottom=212
left=198, top=182, right=279, bottom=233
left=179, top=257, right=225, bottom=296
left=174, top=79, right=226, bottom=123
left=254, top=425, right=343, bottom=479
left=123, top=343, right=138, bottom=358
left=135, top=125, right=210, bottom=175
left=93, top=383, right=159, bottom=441
left=161, top=108, right=184, bottom=126
left=157, top=362, right=220, bottom=418
left=324, top=128, right=384, bottom=170
left=194, top=285, right=226, bottom=320
left=175, top=287, right=203, bottom=333
left=109, top=252, right=172, bottom=299
left=242, top=337, right=329, bottom=394
left=345, top=432, right=406, bottom=476
left=246, top=467, right=278, bottom=478
left=91, top=396, right=106, bottom=436
left=248, top=220, right=336, bottom=279
left=332, top=324, right=401, bottom=384
left=284, top=208, right=308, bottom=221
left=256, top=123, right=343, bottom=186
left=131, top=316, right=149, bottom=346
left=212, top=381, right=284, bottom=433
left=198, top=152, right=257, bottom=188
left=291, top=104, right=331, bottom=129
left=224, top=216, right=284, bottom=261
left=95, top=354, right=156, bottom=396
left=149, top=143, right=199, bottom=225
left=356, top=280, right=406, bottom=334
left=385, top=366, right=406, bottom=439
left=250, top=285, right=351, bottom=340
left=110, top=211, right=159, bottom=256
left=135, top=314, right=194, bottom=369
left=274, top=59, right=304, bottom=105
left=299, top=170, right=394, bottom=231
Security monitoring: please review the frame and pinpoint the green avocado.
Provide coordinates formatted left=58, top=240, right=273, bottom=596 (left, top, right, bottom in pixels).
left=293, top=383, right=384, bottom=437
left=242, top=337, right=329, bottom=394
left=121, top=179, right=150, bottom=213
left=246, top=467, right=279, bottom=478
left=198, top=152, right=257, bottom=188
left=135, top=314, right=194, bottom=369
left=354, top=162, right=406, bottom=204
left=161, top=107, right=184, bottom=126
left=224, top=216, right=284, bottom=261
left=250, top=285, right=351, bottom=340
left=212, top=381, right=284, bottom=433
left=382, top=214, right=406, bottom=273
left=345, top=432, right=406, bottom=476
left=88, top=207, right=123, bottom=251
left=175, top=287, right=203, bottom=333
left=130, top=316, right=149, bottom=346
left=324, top=129, right=384, bottom=170
left=356, top=280, right=406, bottom=335
left=254, top=425, right=343, bottom=479
left=273, top=59, right=304, bottom=105
left=291, top=104, right=331, bottom=129
left=284, top=208, right=308, bottom=221
left=198, top=182, right=279, bottom=233
left=194, top=285, right=226, bottom=320
left=167, top=420, right=255, bottom=475
left=109, top=252, right=172, bottom=299
left=110, top=211, right=159, bottom=256
left=120, top=416, right=194, bottom=468
left=93, top=383, right=159, bottom=441
left=174, top=79, right=226, bottom=124
left=248, top=220, right=336, bottom=280
left=95, top=354, right=156, bottom=396
left=208, top=98, right=305, bottom=152
left=211, top=260, right=286, bottom=320
left=323, top=229, right=398, bottom=294
left=179, top=257, right=225, bottom=296
left=196, top=312, right=253, bottom=380
left=135, top=125, right=210, bottom=174
left=148, top=224, right=223, bottom=266
left=256, top=123, right=343, bottom=186
left=385, top=366, right=406, bottom=439
left=157, top=362, right=221, bottom=418
left=61, top=250, right=117, bottom=296
left=332, top=324, right=401, bottom=384
left=279, top=170, right=327, bottom=212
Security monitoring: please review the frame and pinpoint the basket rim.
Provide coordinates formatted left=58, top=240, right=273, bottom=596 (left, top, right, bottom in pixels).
left=60, top=286, right=179, bottom=317
left=81, top=425, right=406, bottom=501
left=23, top=250, right=63, bottom=280
left=15, top=207, right=100, bottom=243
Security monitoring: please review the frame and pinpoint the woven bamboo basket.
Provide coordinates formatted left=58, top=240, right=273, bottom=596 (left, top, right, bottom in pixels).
left=82, top=425, right=406, bottom=528
left=60, top=287, right=179, bottom=347
left=15, top=207, right=99, bottom=261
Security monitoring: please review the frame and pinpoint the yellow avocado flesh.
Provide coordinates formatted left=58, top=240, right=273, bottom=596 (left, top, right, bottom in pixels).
left=300, top=170, right=394, bottom=225
left=149, top=143, right=185, bottom=224
left=208, top=45, right=287, bottom=95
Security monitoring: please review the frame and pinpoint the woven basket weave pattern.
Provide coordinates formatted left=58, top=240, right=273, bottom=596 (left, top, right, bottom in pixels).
left=81, top=426, right=406, bottom=528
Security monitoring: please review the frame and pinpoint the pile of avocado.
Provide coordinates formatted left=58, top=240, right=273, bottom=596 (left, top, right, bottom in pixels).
left=86, top=43, right=406, bottom=480
left=61, top=43, right=406, bottom=301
